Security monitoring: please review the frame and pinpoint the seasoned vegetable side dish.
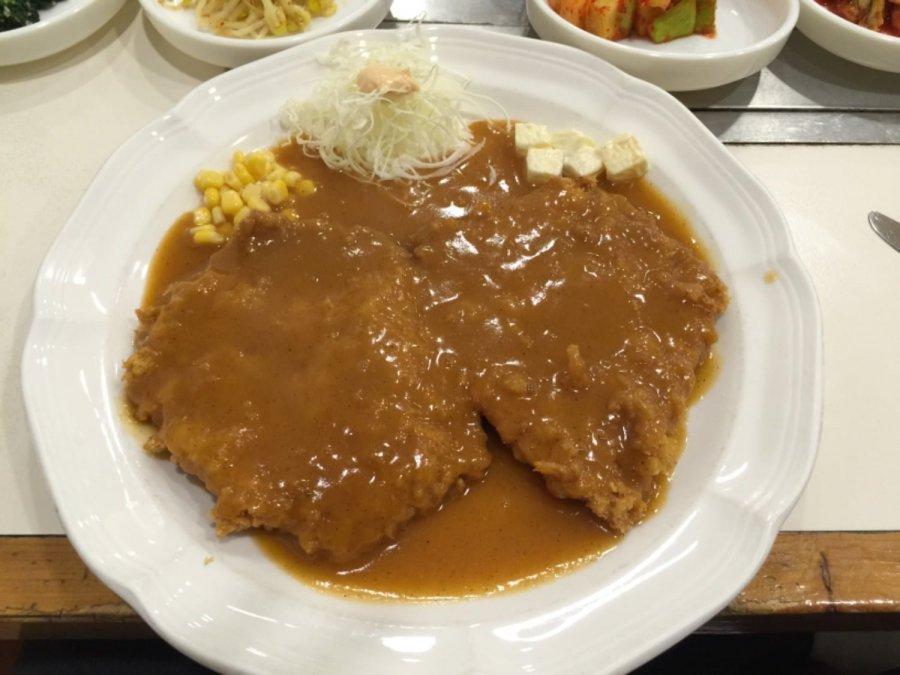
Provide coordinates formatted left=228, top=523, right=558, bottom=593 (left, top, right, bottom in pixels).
left=1, top=0, right=65, bottom=32
left=158, top=0, right=337, bottom=39
left=551, top=0, right=717, bottom=43
left=815, top=0, right=900, bottom=36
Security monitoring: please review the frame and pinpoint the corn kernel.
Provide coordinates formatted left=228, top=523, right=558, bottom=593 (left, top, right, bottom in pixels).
left=262, top=179, right=289, bottom=206
left=211, top=206, right=225, bottom=225
left=258, top=181, right=275, bottom=203
left=246, top=152, right=271, bottom=180
left=297, top=179, right=317, bottom=196
left=233, top=206, right=251, bottom=227
left=234, top=163, right=254, bottom=186
left=223, top=170, right=242, bottom=191
left=192, top=228, right=224, bottom=246
left=240, top=182, right=261, bottom=202
left=203, top=187, right=220, bottom=208
left=189, top=221, right=216, bottom=238
left=220, top=189, right=243, bottom=216
left=194, top=170, right=224, bottom=190
left=232, top=150, right=246, bottom=166
left=247, top=196, right=271, bottom=212
left=223, top=171, right=244, bottom=192
left=283, top=171, right=302, bottom=188
left=308, top=0, right=321, bottom=13
left=267, top=166, right=286, bottom=182
left=193, top=207, right=212, bottom=225
left=189, top=223, right=215, bottom=236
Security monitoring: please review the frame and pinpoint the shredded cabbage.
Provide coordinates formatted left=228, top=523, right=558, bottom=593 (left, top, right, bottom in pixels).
left=279, top=32, right=505, bottom=182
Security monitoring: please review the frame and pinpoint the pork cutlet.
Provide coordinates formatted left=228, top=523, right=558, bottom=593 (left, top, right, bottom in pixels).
left=412, top=178, right=727, bottom=532
left=125, top=214, right=489, bottom=562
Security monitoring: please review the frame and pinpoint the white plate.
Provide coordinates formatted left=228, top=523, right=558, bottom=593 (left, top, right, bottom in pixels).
left=798, top=0, right=900, bottom=73
left=527, top=0, right=798, bottom=91
left=139, top=0, right=391, bottom=67
left=0, top=0, right=126, bottom=66
left=22, top=26, right=822, bottom=674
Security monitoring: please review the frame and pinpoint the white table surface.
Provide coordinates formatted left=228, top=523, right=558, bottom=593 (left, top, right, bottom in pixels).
left=1, top=4, right=898, bottom=535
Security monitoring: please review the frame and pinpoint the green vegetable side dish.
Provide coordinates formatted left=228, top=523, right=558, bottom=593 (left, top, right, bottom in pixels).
left=1, top=0, right=66, bottom=32
left=695, top=0, right=716, bottom=34
left=649, top=0, right=696, bottom=42
left=553, top=0, right=717, bottom=44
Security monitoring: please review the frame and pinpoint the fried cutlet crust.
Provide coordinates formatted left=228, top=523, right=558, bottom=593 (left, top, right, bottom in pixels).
left=125, top=214, right=488, bottom=562
left=413, top=179, right=728, bottom=532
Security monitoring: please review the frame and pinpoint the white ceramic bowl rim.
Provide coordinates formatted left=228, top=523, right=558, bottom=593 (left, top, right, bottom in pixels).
left=530, top=0, right=800, bottom=62
left=800, top=0, right=900, bottom=45
left=139, top=0, right=388, bottom=49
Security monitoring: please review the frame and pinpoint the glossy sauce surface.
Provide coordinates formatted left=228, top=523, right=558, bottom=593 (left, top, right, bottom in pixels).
left=139, top=122, right=723, bottom=599
left=258, top=432, right=618, bottom=599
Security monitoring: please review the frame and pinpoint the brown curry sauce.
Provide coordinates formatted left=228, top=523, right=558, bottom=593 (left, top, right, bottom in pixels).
left=139, top=123, right=720, bottom=600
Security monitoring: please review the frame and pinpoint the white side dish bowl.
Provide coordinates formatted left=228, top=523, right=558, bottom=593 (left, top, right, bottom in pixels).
left=22, top=26, right=822, bottom=674
left=527, top=0, right=799, bottom=91
left=797, top=0, right=900, bottom=73
left=0, top=0, right=126, bottom=66
left=138, top=0, right=391, bottom=68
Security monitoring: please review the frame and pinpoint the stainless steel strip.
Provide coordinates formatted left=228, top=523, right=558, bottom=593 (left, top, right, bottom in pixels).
left=387, top=0, right=526, bottom=26
left=696, top=111, right=900, bottom=144
left=380, top=20, right=530, bottom=35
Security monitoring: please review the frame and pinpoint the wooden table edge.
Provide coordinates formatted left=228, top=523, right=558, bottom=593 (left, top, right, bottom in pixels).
left=2, top=532, right=898, bottom=639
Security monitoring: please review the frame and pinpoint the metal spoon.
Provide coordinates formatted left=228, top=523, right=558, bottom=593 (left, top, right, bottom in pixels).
left=869, top=211, right=900, bottom=253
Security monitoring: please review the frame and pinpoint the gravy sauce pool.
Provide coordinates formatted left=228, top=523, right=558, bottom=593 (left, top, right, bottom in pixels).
left=141, top=122, right=718, bottom=600
left=257, top=432, right=617, bottom=599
